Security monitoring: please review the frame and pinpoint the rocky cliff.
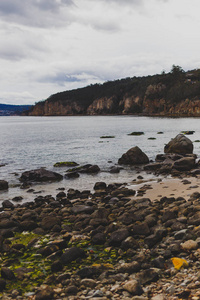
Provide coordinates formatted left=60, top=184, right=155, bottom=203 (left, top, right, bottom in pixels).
left=28, top=67, right=200, bottom=116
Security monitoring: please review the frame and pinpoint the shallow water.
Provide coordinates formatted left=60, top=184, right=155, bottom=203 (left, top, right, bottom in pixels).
left=0, top=115, right=200, bottom=203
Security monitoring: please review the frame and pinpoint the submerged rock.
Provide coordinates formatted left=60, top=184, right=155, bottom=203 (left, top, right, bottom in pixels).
left=54, top=161, right=79, bottom=167
left=67, top=164, right=100, bottom=175
left=0, top=180, right=8, bottom=190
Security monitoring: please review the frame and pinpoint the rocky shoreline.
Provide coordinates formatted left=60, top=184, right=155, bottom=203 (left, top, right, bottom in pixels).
left=1, top=134, right=200, bottom=299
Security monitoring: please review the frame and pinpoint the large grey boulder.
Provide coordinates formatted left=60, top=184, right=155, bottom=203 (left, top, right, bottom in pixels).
left=118, top=146, right=149, bottom=165
left=164, top=134, right=193, bottom=154
left=20, top=168, right=63, bottom=182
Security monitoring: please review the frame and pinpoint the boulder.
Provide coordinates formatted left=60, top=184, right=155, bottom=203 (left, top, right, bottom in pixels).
left=164, top=134, right=193, bottom=154
left=118, top=146, right=149, bottom=165
left=0, top=180, right=8, bottom=190
left=173, top=157, right=196, bottom=171
left=20, top=168, right=63, bottom=182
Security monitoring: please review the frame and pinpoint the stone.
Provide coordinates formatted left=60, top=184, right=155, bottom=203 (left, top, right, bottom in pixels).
left=123, top=280, right=143, bottom=295
left=1, top=267, right=16, bottom=280
left=0, top=279, right=6, bottom=292
left=144, top=163, right=162, bottom=171
left=181, top=240, right=198, bottom=251
left=110, top=166, right=121, bottom=173
left=92, top=232, right=106, bottom=245
left=35, top=286, right=54, bottom=300
left=94, top=182, right=107, bottom=190
left=117, top=261, right=141, bottom=274
left=51, top=260, right=63, bottom=273
left=118, top=146, right=149, bottom=165
left=78, top=164, right=100, bottom=174
left=2, top=200, right=14, bottom=209
left=108, top=229, right=129, bottom=246
left=151, top=295, right=166, bottom=300
left=164, top=134, right=193, bottom=154
left=54, top=161, right=78, bottom=167
left=173, top=157, right=195, bottom=171
left=152, top=256, right=165, bottom=269
left=20, top=168, right=63, bottom=182
left=0, top=180, right=8, bottom=190
left=65, top=285, right=78, bottom=295
left=121, top=236, right=139, bottom=250
left=20, top=220, right=38, bottom=231
left=65, top=172, right=80, bottom=179
left=131, top=222, right=150, bottom=236
left=71, top=205, right=94, bottom=214
left=12, top=196, right=23, bottom=202
left=41, top=216, right=61, bottom=230
left=77, top=267, right=100, bottom=279
left=81, top=278, right=96, bottom=288
left=136, top=268, right=160, bottom=285
left=60, top=247, right=86, bottom=265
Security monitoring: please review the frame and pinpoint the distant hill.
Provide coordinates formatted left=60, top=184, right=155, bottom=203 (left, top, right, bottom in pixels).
left=27, top=66, right=200, bottom=117
left=0, top=104, right=32, bottom=116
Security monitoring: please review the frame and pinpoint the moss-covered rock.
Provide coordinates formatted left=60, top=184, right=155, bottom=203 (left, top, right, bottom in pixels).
left=54, top=161, right=79, bottom=167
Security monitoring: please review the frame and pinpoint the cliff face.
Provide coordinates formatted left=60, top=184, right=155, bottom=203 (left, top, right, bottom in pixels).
left=29, top=92, right=200, bottom=117
left=29, top=100, right=85, bottom=116
left=28, top=68, right=200, bottom=116
left=87, top=96, right=117, bottom=115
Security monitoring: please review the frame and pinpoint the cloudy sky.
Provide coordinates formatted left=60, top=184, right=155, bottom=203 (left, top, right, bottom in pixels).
left=0, top=0, right=199, bottom=105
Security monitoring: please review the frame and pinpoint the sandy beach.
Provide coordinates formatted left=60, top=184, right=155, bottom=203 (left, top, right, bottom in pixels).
left=131, top=175, right=200, bottom=202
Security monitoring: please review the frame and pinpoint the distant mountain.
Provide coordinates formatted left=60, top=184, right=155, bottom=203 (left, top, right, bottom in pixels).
left=0, top=104, right=32, bottom=116
left=27, top=66, right=200, bottom=117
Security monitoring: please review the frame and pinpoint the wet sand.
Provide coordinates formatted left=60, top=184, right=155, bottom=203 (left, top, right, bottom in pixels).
left=130, top=175, right=200, bottom=201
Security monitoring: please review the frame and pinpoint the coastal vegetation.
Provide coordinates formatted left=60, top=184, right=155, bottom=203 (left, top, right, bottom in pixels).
left=27, top=66, right=200, bottom=116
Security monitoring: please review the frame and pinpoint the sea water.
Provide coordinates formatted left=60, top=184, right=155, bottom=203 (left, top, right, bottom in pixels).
left=0, top=115, right=199, bottom=203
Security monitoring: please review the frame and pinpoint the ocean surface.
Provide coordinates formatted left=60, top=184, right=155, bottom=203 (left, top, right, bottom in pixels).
left=0, top=116, right=200, bottom=203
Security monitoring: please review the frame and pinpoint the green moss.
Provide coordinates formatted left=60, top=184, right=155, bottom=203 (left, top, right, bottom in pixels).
left=54, top=161, right=79, bottom=167
left=1, top=231, right=133, bottom=296
left=10, top=232, right=40, bottom=246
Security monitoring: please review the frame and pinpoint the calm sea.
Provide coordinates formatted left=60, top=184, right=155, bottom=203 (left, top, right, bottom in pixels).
left=0, top=116, right=199, bottom=203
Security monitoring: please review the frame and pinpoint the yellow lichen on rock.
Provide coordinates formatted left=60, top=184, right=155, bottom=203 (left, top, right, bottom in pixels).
left=171, top=257, right=188, bottom=270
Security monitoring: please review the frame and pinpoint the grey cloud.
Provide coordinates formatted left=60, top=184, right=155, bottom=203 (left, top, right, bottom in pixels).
left=0, top=25, right=48, bottom=62
left=0, top=1, right=25, bottom=15
left=38, top=69, right=105, bottom=87
left=38, top=72, right=82, bottom=86
left=96, top=0, right=142, bottom=5
left=90, top=20, right=120, bottom=32
left=0, top=0, right=74, bottom=28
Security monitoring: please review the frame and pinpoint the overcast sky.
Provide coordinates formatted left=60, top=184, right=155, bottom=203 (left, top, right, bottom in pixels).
left=0, top=0, right=199, bottom=105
